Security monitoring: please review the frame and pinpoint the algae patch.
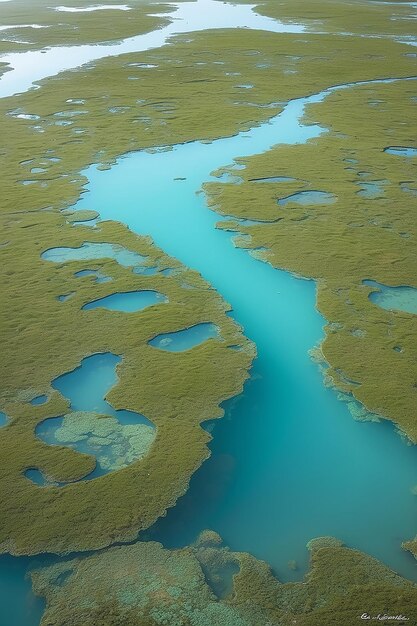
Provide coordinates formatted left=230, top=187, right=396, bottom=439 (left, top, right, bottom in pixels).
left=30, top=533, right=417, bottom=626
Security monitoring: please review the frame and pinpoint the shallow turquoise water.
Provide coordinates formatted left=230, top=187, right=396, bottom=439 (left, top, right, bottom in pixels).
left=384, top=146, right=417, bottom=157
left=30, top=395, right=48, bottom=406
left=52, top=353, right=152, bottom=427
left=0, top=411, right=8, bottom=427
left=149, top=323, right=219, bottom=352
left=74, top=269, right=112, bottom=283
left=364, top=279, right=417, bottom=314
left=1, top=78, right=417, bottom=624
left=277, top=189, right=336, bottom=206
left=30, top=353, right=155, bottom=483
left=82, top=289, right=167, bottom=312
left=42, top=241, right=145, bottom=266
left=69, top=81, right=417, bottom=583
left=356, top=180, right=387, bottom=198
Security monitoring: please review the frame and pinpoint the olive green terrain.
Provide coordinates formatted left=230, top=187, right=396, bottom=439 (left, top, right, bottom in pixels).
left=0, top=211, right=254, bottom=555
left=238, top=0, right=417, bottom=37
left=0, top=0, right=173, bottom=57
left=31, top=532, right=417, bottom=626
left=208, top=78, right=417, bottom=440
left=0, top=0, right=416, bottom=613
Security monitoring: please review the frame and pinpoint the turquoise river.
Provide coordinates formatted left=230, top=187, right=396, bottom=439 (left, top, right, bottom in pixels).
left=1, top=75, right=417, bottom=626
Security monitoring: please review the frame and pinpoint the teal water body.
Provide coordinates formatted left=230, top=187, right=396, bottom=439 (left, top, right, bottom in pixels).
left=364, top=279, right=417, bottom=314
left=1, top=77, right=417, bottom=625
left=0, top=412, right=8, bottom=427
left=149, top=323, right=219, bottom=352
left=82, top=290, right=167, bottom=312
left=277, top=190, right=336, bottom=206
left=52, top=353, right=152, bottom=426
left=74, top=269, right=112, bottom=283
left=29, top=353, right=155, bottom=484
left=356, top=180, right=387, bottom=198
left=67, top=77, right=417, bottom=584
left=42, top=241, right=146, bottom=266
left=384, top=146, right=417, bottom=156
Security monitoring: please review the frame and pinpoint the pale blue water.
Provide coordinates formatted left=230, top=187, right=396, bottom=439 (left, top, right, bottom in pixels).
left=250, top=175, right=297, bottom=183
left=29, top=353, right=155, bottom=483
left=364, top=279, right=417, bottom=314
left=356, top=180, right=387, bottom=198
left=42, top=242, right=146, bottom=267
left=149, top=323, right=219, bottom=352
left=30, top=395, right=48, bottom=406
left=401, top=182, right=417, bottom=196
left=277, top=190, right=336, bottom=206
left=68, top=78, right=417, bottom=583
left=82, top=290, right=167, bottom=312
left=0, top=411, right=8, bottom=427
left=133, top=265, right=159, bottom=275
left=57, top=292, right=74, bottom=302
left=384, top=146, right=417, bottom=156
left=74, top=269, right=112, bottom=283
left=2, top=77, right=417, bottom=625
left=52, top=353, right=152, bottom=426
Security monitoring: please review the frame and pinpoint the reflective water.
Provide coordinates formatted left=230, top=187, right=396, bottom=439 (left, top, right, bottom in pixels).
left=82, top=290, right=167, bottom=312
left=69, top=77, right=417, bottom=583
left=149, top=323, right=219, bottom=352
left=364, top=279, right=417, bottom=314
left=0, top=411, right=8, bottom=427
left=0, top=0, right=304, bottom=98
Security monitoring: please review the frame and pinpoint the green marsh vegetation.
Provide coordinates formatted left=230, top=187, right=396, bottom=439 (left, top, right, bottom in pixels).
left=236, top=0, right=417, bottom=38
left=0, top=0, right=173, bottom=57
left=0, top=4, right=416, bottom=616
left=31, top=532, right=417, bottom=626
left=208, top=79, right=417, bottom=441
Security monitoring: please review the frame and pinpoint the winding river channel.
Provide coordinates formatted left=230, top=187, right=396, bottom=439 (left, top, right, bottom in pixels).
left=70, top=74, right=417, bottom=581
left=1, top=2, right=417, bottom=625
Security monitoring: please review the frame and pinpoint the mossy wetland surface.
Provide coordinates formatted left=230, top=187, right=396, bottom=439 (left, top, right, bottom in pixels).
left=0, top=0, right=417, bottom=624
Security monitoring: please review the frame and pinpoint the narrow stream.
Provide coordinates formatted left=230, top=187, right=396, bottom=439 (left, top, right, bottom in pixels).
left=65, top=76, right=417, bottom=583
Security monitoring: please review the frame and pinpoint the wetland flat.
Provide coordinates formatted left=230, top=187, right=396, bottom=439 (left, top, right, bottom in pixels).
left=0, top=0, right=416, bottom=624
